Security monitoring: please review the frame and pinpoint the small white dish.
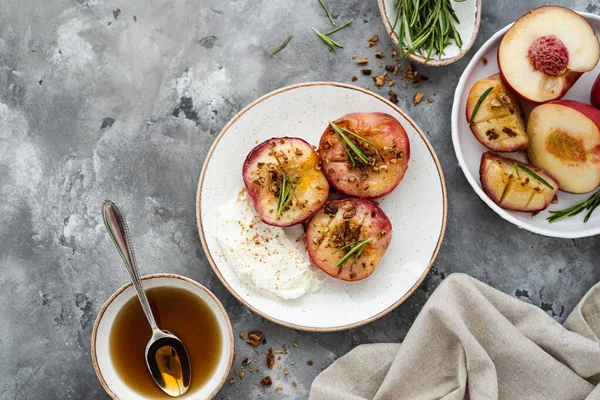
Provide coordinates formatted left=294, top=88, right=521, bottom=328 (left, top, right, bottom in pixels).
left=378, top=0, right=481, bottom=66
left=452, top=12, right=600, bottom=239
left=91, top=274, right=234, bottom=400
left=196, top=82, right=447, bottom=331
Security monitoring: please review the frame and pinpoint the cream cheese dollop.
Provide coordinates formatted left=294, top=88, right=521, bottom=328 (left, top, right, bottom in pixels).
left=216, top=190, right=326, bottom=300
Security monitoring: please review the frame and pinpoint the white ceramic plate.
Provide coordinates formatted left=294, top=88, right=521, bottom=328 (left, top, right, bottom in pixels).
left=452, top=12, right=600, bottom=239
left=196, top=82, right=447, bottom=331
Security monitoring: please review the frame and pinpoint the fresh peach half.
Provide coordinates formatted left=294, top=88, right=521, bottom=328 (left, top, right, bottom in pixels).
left=466, top=74, right=527, bottom=152
left=480, top=152, right=558, bottom=212
left=498, top=6, right=600, bottom=104
left=318, top=112, right=410, bottom=198
left=306, top=198, right=392, bottom=281
left=242, top=137, right=329, bottom=227
left=527, top=101, right=600, bottom=194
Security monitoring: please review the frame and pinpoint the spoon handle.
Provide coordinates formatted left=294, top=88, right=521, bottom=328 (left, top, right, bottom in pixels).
left=101, top=199, right=159, bottom=331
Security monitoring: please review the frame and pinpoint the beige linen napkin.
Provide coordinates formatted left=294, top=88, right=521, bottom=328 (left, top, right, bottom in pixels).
left=310, top=273, right=600, bottom=400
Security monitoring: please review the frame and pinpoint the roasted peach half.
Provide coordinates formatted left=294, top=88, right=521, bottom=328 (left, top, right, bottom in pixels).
left=318, top=112, right=410, bottom=198
left=480, top=152, right=558, bottom=212
left=242, top=137, right=329, bottom=227
left=466, top=74, right=527, bottom=152
left=498, top=6, right=600, bottom=104
left=306, top=198, right=392, bottom=281
left=527, top=101, right=600, bottom=194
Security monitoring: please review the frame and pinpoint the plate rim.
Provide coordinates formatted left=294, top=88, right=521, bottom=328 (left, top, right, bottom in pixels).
left=196, top=81, right=448, bottom=332
left=451, top=11, right=600, bottom=239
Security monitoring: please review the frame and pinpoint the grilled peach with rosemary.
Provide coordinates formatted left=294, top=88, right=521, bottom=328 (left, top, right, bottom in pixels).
left=306, top=198, right=392, bottom=281
left=318, top=113, right=410, bottom=198
left=242, top=137, right=329, bottom=227
left=466, top=74, right=527, bottom=152
left=480, top=152, right=558, bottom=212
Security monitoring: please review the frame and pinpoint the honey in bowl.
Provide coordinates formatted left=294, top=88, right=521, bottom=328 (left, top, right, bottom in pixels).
left=110, top=286, right=222, bottom=398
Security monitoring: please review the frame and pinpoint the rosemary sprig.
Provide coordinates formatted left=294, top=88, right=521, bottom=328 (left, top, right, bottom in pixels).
left=515, top=163, right=554, bottom=190
left=547, top=189, right=600, bottom=223
left=269, top=35, right=293, bottom=57
left=469, top=87, right=493, bottom=124
left=334, top=238, right=373, bottom=269
left=312, top=28, right=344, bottom=53
left=329, top=122, right=374, bottom=166
left=325, top=18, right=354, bottom=35
left=393, top=0, right=465, bottom=62
left=276, top=174, right=299, bottom=217
left=318, top=0, right=336, bottom=26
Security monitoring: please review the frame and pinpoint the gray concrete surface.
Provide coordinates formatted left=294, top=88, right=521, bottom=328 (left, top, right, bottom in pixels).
left=1, top=0, right=600, bottom=398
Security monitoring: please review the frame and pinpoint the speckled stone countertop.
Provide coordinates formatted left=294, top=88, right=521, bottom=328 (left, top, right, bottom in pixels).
left=2, top=0, right=600, bottom=398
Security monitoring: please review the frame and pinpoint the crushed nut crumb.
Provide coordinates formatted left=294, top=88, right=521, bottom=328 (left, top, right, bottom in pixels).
left=307, top=360, right=313, bottom=366
left=367, top=34, right=379, bottom=47
left=356, top=58, right=368, bottom=65
left=246, top=331, right=263, bottom=346
left=267, top=348, right=275, bottom=369
left=261, top=376, right=272, bottom=386
left=413, top=92, right=424, bottom=105
left=361, top=68, right=372, bottom=75
left=351, top=75, right=358, bottom=81
left=292, top=381, right=297, bottom=387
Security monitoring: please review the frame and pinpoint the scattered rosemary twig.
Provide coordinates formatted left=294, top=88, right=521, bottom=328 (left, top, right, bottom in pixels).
left=325, top=18, right=354, bottom=35
left=329, top=122, right=375, bottom=166
left=334, top=238, right=373, bottom=270
left=318, top=0, right=336, bottom=26
left=312, top=28, right=343, bottom=53
left=469, top=87, right=493, bottom=124
left=269, top=35, right=293, bottom=57
left=276, top=174, right=299, bottom=217
left=393, top=0, right=465, bottom=61
left=547, top=189, right=600, bottom=223
left=514, top=163, right=554, bottom=190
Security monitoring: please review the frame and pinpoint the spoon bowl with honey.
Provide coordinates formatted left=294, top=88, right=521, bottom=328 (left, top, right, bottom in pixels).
left=101, top=199, right=191, bottom=397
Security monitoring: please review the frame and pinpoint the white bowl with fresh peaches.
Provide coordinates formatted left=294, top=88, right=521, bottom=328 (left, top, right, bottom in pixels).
left=452, top=6, right=600, bottom=238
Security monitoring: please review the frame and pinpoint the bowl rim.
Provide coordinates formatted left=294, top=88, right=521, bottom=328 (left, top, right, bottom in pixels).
left=90, top=273, right=235, bottom=400
left=195, top=81, right=448, bottom=332
left=451, top=11, right=600, bottom=239
left=377, top=0, right=482, bottom=66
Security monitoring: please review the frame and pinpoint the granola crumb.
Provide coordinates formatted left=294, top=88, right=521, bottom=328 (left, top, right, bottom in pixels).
left=274, top=386, right=283, bottom=392
left=293, top=342, right=299, bottom=348
left=375, top=51, right=384, bottom=58
left=356, top=57, right=368, bottom=65
left=389, top=90, right=398, bottom=104
left=427, top=97, right=434, bottom=103
left=239, top=332, right=245, bottom=340
left=291, top=361, right=295, bottom=365
left=229, top=378, right=235, bottom=384
left=307, top=360, right=313, bottom=366
left=402, top=83, right=407, bottom=88
left=375, top=75, right=385, bottom=87
left=483, top=57, right=488, bottom=65
left=361, top=68, right=372, bottom=75
left=388, top=81, right=395, bottom=87
left=351, top=75, right=358, bottom=81
left=413, top=92, right=424, bottom=105
left=241, top=358, right=251, bottom=366
left=292, top=381, right=297, bottom=387
left=274, top=349, right=283, bottom=354
left=239, top=371, right=245, bottom=379
left=284, top=368, right=289, bottom=376
left=352, top=54, right=357, bottom=59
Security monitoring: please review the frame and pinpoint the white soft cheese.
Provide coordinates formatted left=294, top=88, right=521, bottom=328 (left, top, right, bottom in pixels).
left=216, top=190, right=325, bottom=300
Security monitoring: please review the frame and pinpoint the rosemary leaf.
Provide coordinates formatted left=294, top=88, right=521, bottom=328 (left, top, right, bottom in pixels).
left=548, top=189, right=600, bottom=223
left=469, top=87, right=493, bottom=124
left=269, top=34, right=293, bottom=57
left=334, top=238, right=373, bottom=268
left=330, top=123, right=371, bottom=165
left=312, top=27, right=343, bottom=53
left=516, top=164, right=554, bottom=190
left=276, top=174, right=299, bottom=217
left=318, top=0, right=336, bottom=26
left=325, top=18, right=354, bottom=35
left=514, top=162, right=520, bottom=177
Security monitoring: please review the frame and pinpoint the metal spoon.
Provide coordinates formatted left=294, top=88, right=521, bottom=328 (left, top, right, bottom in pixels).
left=102, top=199, right=191, bottom=397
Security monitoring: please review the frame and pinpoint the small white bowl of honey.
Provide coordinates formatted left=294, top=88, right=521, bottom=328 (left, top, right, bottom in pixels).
left=91, top=274, right=234, bottom=399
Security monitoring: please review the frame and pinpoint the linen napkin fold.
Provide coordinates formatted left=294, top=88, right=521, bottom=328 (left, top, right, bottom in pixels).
left=309, top=273, right=600, bottom=400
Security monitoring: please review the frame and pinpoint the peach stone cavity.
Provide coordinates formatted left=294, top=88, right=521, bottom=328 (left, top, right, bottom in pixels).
left=528, top=35, right=569, bottom=76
